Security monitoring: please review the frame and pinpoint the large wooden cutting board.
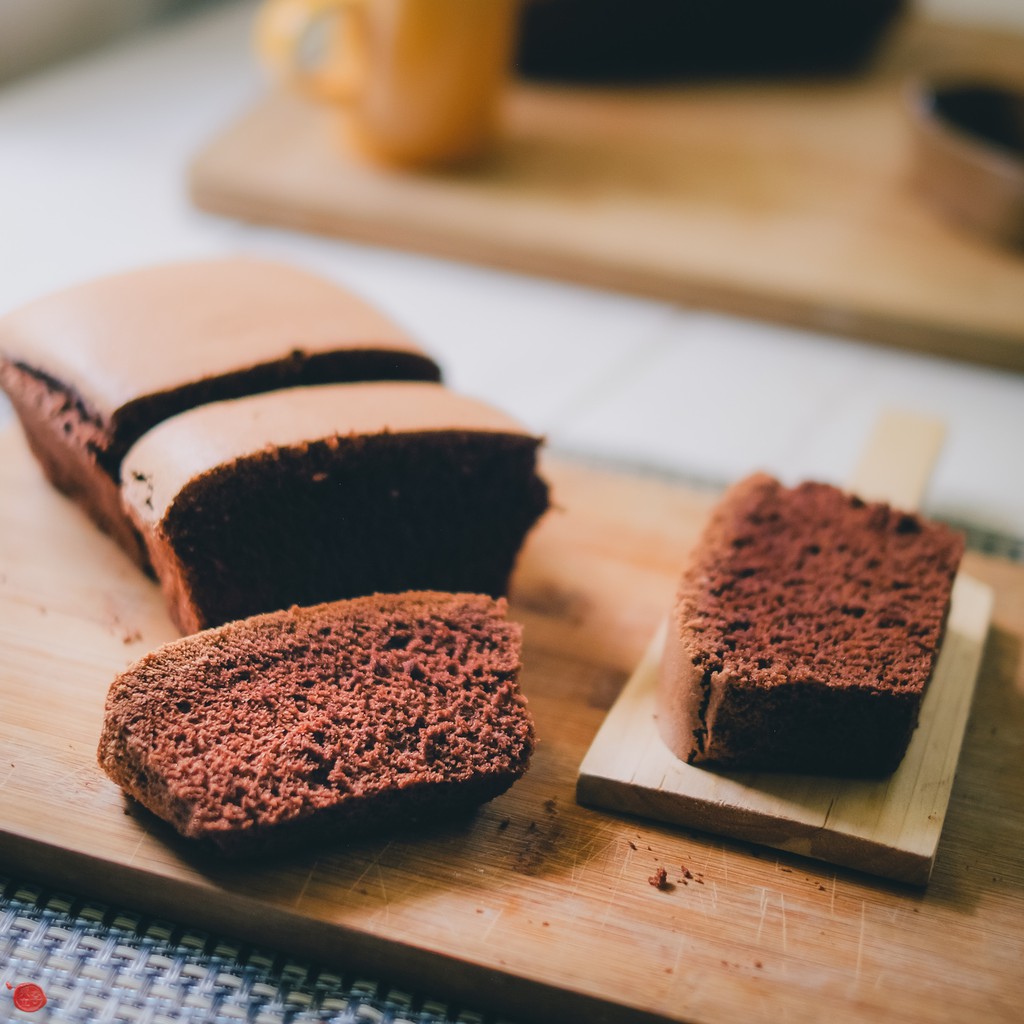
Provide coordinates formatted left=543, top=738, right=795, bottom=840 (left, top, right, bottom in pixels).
left=1, top=427, right=1023, bottom=1023
left=189, top=19, right=1024, bottom=371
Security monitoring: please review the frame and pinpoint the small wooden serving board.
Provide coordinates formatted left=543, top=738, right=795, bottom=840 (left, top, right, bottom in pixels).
left=1, top=427, right=1023, bottom=1024
left=578, top=576, right=991, bottom=886
left=579, top=412, right=993, bottom=885
left=189, top=19, right=1024, bottom=371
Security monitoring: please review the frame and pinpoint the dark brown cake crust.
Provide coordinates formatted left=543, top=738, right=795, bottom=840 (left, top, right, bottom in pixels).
left=97, top=592, right=534, bottom=856
left=0, top=361, right=147, bottom=562
left=0, top=350, right=440, bottom=569
left=657, top=473, right=964, bottom=776
left=135, top=429, right=549, bottom=635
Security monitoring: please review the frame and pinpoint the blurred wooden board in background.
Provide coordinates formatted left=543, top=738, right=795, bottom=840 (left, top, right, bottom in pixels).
left=190, top=19, right=1024, bottom=371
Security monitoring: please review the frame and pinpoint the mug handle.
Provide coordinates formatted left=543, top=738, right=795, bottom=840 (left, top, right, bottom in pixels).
left=255, top=0, right=368, bottom=103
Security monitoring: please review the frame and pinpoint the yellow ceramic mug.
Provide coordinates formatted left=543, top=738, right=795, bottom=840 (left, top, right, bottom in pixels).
left=256, top=0, right=519, bottom=167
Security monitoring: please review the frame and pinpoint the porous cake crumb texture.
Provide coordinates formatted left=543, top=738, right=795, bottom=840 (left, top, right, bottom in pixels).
left=659, top=473, right=964, bottom=774
left=97, top=592, right=533, bottom=854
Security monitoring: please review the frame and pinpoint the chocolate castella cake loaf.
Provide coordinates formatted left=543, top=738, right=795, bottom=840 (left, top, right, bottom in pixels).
left=657, top=473, right=964, bottom=775
left=97, top=592, right=534, bottom=855
left=121, top=381, right=549, bottom=634
left=0, top=258, right=440, bottom=565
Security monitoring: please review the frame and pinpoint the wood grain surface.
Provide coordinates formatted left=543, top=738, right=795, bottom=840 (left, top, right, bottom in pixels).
left=189, top=19, right=1024, bottom=372
left=1, top=428, right=1022, bottom=1023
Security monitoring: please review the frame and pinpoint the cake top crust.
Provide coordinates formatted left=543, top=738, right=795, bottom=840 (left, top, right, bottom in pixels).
left=676, top=472, right=964, bottom=696
left=0, top=258, right=427, bottom=419
left=121, top=381, right=540, bottom=526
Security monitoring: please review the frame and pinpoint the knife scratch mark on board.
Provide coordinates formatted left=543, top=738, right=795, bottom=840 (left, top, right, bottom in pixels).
left=349, top=841, right=392, bottom=893
left=855, top=900, right=866, bottom=982
left=670, top=933, right=688, bottom=979
left=293, top=866, right=316, bottom=909
left=125, top=834, right=145, bottom=868
left=573, top=835, right=617, bottom=883
left=480, top=907, right=504, bottom=944
left=755, top=888, right=770, bottom=944
left=595, top=861, right=629, bottom=933
left=376, top=863, right=391, bottom=922
left=694, top=884, right=712, bottom=923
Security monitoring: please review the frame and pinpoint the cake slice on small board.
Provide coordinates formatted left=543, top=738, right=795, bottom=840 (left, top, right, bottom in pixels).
left=576, top=411, right=993, bottom=885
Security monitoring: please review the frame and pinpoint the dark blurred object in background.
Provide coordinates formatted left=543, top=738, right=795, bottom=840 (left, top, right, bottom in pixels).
left=931, top=83, right=1024, bottom=158
left=515, top=0, right=908, bottom=83
left=907, top=79, right=1024, bottom=249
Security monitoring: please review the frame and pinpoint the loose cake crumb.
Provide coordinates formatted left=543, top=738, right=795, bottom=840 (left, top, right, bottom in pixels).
left=648, top=868, right=670, bottom=890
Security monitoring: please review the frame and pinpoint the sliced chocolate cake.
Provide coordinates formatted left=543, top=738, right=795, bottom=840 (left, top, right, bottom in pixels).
left=121, top=381, right=549, bottom=634
left=657, top=473, right=964, bottom=775
left=0, top=258, right=440, bottom=566
left=97, top=592, right=534, bottom=855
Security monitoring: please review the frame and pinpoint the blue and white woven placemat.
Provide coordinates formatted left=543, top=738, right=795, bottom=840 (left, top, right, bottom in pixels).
left=0, top=877, right=511, bottom=1024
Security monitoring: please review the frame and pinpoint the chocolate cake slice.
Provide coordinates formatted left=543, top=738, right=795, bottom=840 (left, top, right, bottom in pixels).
left=657, top=473, right=964, bottom=775
left=121, top=381, right=549, bottom=635
left=0, top=258, right=440, bottom=566
left=97, top=592, right=534, bottom=856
